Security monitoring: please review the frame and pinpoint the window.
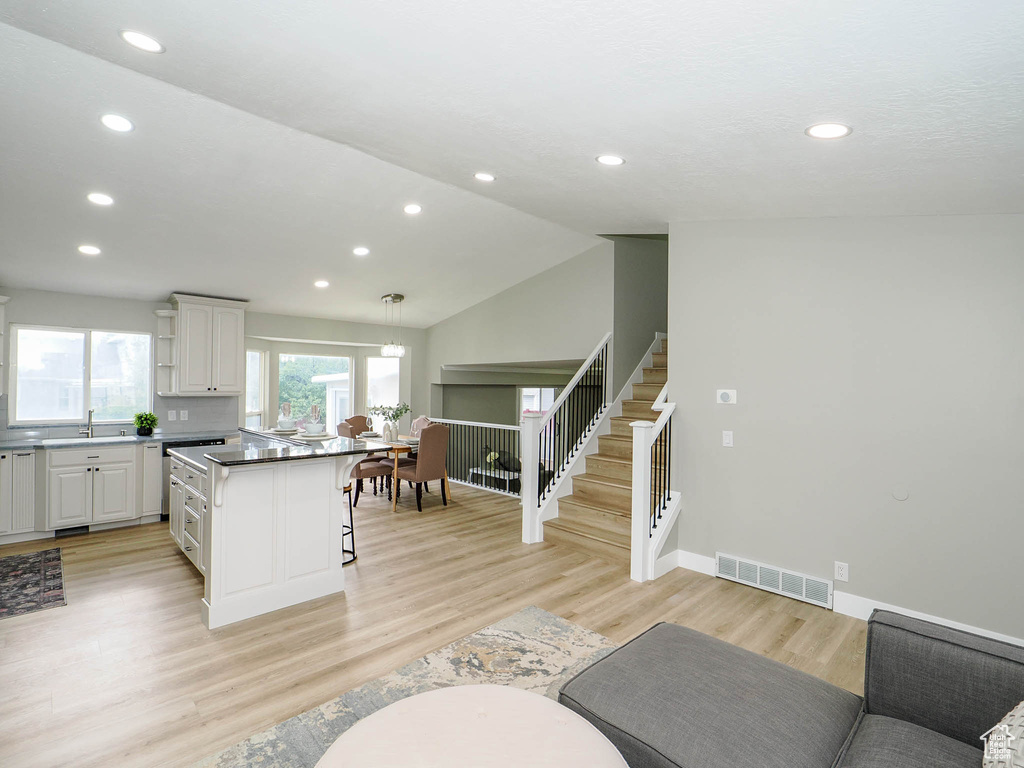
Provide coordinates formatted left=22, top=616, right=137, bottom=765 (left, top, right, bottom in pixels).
left=11, top=325, right=151, bottom=424
left=520, top=387, right=559, bottom=415
left=278, top=354, right=351, bottom=433
left=245, top=350, right=266, bottom=429
left=366, top=357, right=400, bottom=410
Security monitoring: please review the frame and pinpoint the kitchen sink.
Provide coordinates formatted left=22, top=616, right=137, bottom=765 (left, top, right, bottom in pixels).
left=41, top=436, right=138, bottom=446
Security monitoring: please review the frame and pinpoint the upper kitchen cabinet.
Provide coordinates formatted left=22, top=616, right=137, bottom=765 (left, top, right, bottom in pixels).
left=161, top=294, right=248, bottom=396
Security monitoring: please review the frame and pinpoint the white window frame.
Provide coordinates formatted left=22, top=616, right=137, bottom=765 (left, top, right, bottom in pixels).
left=9, top=323, right=154, bottom=426
left=245, top=349, right=268, bottom=428
left=519, top=386, right=560, bottom=415
left=365, top=355, right=401, bottom=411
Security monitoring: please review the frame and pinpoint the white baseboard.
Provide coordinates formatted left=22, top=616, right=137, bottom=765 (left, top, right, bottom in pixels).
left=0, top=530, right=55, bottom=546
left=833, top=590, right=1024, bottom=647
left=655, top=549, right=716, bottom=577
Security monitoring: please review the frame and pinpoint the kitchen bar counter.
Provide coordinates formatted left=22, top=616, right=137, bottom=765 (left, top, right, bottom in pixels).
left=165, top=428, right=378, bottom=629
left=168, top=434, right=390, bottom=472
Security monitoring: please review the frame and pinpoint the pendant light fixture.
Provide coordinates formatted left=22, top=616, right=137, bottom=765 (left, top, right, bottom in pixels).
left=380, top=293, right=406, bottom=358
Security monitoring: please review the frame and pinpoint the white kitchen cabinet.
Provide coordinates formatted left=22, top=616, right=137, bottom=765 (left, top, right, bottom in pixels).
left=46, top=446, right=138, bottom=529
left=48, top=465, right=92, bottom=528
left=0, top=295, right=9, bottom=397
left=92, top=462, right=135, bottom=523
left=169, top=472, right=185, bottom=546
left=1, top=450, right=37, bottom=536
left=0, top=452, right=11, bottom=533
left=141, top=443, right=162, bottom=516
left=171, top=294, right=247, bottom=396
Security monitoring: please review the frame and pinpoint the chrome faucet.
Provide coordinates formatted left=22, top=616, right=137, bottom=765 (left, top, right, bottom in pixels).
left=80, top=409, right=95, bottom=439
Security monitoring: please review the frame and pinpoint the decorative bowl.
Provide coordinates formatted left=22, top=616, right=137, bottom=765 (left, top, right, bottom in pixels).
left=278, top=418, right=297, bottom=430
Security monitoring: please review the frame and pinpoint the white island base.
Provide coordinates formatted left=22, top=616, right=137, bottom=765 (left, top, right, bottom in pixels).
left=200, top=453, right=361, bottom=629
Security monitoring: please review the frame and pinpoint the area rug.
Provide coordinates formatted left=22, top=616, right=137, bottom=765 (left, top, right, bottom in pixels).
left=0, top=548, right=67, bottom=619
left=195, top=605, right=616, bottom=767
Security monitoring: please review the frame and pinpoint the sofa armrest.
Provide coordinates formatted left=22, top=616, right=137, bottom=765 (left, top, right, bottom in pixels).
left=865, top=609, right=1024, bottom=747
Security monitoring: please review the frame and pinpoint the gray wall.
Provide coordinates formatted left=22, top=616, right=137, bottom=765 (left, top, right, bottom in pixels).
left=423, top=242, right=615, bottom=416
left=611, top=236, right=668, bottom=395
left=668, top=214, right=1024, bottom=638
left=441, top=385, right=519, bottom=425
left=0, top=287, right=238, bottom=437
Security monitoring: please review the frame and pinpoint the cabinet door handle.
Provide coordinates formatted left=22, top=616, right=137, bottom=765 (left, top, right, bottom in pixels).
left=185, top=517, right=193, bottom=524
left=186, top=495, right=194, bottom=501
left=170, top=480, right=178, bottom=486
left=87, top=468, right=92, bottom=472
left=184, top=546, right=192, bottom=552
left=87, top=455, right=99, bottom=459
left=207, top=387, right=212, bottom=391
left=15, top=452, right=32, bottom=457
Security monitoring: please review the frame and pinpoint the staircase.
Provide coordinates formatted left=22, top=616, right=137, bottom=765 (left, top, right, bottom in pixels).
left=543, top=338, right=668, bottom=564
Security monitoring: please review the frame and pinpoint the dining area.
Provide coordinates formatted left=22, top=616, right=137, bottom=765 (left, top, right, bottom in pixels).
left=336, top=414, right=452, bottom=513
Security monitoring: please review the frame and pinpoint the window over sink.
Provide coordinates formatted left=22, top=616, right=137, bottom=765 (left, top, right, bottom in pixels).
left=10, top=325, right=152, bottom=424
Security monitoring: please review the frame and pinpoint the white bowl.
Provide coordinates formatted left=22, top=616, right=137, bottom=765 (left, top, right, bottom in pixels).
left=278, top=419, right=296, bottom=430
left=304, top=423, right=325, bottom=435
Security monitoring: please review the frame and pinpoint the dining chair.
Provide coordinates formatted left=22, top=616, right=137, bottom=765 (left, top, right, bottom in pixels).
left=337, top=422, right=390, bottom=501
left=345, top=415, right=371, bottom=434
left=395, top=423, right=450, bottom=511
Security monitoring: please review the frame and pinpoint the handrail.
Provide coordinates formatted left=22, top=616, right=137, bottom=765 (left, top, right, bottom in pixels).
left=540, top=331, right=612, bottom=428
left=431, top=417, right=520, bottom=430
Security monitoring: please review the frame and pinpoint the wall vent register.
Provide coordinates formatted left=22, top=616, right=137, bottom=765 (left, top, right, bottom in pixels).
left=716, top=551, right=833, bottom=609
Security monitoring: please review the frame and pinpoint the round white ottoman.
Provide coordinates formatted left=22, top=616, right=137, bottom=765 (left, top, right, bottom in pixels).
left=314, top=684, right=627, bottom=767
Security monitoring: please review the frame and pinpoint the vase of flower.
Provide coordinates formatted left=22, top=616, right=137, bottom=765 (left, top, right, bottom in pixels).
left=369, top=403, right=411, bottom=442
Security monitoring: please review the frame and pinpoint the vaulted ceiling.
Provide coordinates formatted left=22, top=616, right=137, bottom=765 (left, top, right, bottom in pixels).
left=2, top=1, right=1022, bottom=324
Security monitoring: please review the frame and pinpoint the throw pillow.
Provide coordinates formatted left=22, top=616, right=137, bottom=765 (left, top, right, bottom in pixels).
left=983, top=699, right=1024, bottom=768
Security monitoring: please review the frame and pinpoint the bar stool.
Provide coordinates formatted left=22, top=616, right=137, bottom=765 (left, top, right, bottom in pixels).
left=342, top=484, right=356, bottom=564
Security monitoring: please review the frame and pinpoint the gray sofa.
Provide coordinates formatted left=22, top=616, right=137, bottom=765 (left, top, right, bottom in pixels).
left=559, top=610, right=1024, bottom=768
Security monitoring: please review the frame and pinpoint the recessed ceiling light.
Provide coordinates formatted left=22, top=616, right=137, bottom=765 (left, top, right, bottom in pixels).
left=101, top=114, right=134, bottom=132
left=87, top=192, right=114, bottom=206
left=119, top=30, right=165, bottom=53
left=474, top=172, right=496, bottom=182
left=403, top=204, right=422, bottom=215
left=805, top=123, right=851, bottom=139
left=596, top=155, right=625, bottom=166
left=78, top=245, right=101, bottom=256
left=314, top=280, right=330, bottom=288
left=353, top=247, right=370, bottom=256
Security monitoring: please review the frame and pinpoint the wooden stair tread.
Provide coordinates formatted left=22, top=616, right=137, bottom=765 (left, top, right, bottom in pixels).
left=544, top=517, right=629, bottom=550
left=589, top=453, right=630, bottom=466
left=576, top=472, right=630, bottom=491
left=559, top=494, right=630, bottom=518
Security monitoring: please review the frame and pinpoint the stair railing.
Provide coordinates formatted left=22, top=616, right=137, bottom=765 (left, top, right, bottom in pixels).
left=520, top=332, right=612, bottom=543
left=630, top=382, right=677, bottom=582
left=431, top=418, right=522, bottom=497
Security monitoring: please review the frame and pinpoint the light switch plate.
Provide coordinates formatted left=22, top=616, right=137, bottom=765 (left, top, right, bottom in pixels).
left=717, top=389, right=737, bottom=404
left=179, top=410, right=188, bottom=421
left=167, top=410, right=177, bottom=421
left=722, top=430, right=733, bottom=447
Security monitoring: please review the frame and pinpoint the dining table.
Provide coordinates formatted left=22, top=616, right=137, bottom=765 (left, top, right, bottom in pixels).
left=385, top=436, right=452, bottom=511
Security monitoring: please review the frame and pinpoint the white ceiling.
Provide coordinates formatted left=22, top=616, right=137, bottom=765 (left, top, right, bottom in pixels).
left=2, top=1, right=1023, bottom=323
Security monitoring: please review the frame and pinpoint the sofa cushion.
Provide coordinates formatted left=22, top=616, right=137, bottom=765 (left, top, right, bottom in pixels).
left=558, top=622, right=863, bottom=768
left=840, top=715, right=983, bottom=768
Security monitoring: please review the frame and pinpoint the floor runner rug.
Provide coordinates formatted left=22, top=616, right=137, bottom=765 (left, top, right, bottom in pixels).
left=0, top=548, right=66, bottom=619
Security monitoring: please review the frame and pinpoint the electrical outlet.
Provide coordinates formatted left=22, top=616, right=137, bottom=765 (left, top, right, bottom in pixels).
left=179, top=410, right=188, bottom=421
left=834, top=561, right=849, bottom=582
left=167, top=410, right=177, bottom=421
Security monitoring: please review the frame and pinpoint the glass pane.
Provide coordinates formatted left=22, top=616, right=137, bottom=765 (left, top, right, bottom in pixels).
left=366, top=357, right=400, bottom=410
left=90, top=332, right=152, bottom=421
left=245, top=350, right=262, bottom=414
left=278, top=354, right=351, bottom=433
left=245, top=414, right=262, bottom=429
left=15, top=328, right=86, bottom=421
left=521, top=388, right=539, bottom=413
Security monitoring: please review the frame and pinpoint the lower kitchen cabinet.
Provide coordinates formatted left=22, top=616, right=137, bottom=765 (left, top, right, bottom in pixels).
left=0, top=451, right=36, bottom=535
left=46, top=446, right=138, bottom=530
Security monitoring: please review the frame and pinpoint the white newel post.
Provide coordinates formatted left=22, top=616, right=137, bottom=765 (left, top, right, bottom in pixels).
left=520, top=411, right=543, bottom=544
left=630, top=420, right=655, bottom=582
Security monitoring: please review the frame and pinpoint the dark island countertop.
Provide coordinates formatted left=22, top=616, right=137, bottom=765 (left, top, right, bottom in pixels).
left=168, top=432, right=392, bottom=472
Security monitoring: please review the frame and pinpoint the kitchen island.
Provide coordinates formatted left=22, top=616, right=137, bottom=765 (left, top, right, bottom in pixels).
left=168, top=429, right=389, bottom=629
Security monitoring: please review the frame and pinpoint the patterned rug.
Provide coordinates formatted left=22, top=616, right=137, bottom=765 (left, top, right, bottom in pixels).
left=0, top=548, right=67, bottom=619
left=195, top=605, right=616, bottom=767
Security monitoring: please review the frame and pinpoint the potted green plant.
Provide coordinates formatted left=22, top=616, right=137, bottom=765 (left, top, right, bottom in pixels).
left=368, top=403, right=411, bottom=441
left=134, top=412, right=158, bottom=436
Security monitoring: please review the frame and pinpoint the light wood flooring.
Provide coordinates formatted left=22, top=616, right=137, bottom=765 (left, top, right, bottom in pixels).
left=0, top=484, right=866, bottom=767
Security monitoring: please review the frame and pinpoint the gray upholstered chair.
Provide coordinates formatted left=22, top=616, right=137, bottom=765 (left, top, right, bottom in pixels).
left=337, top=422, right=389, bottom=503
left=395, top=423, right=449, bottom=511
